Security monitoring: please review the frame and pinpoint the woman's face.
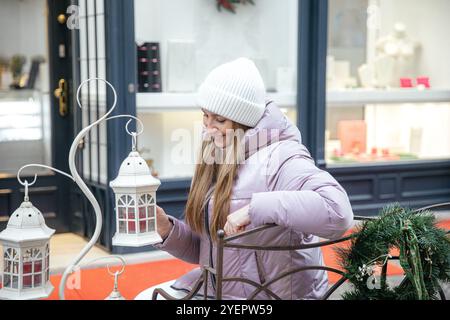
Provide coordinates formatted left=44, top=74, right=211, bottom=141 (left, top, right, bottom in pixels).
left=202, top=108, right=234, bottom=148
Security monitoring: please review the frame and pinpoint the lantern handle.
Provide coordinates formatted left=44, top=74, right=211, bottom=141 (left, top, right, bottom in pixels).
left=103, top=115, right=144, bottom=152
left=17, top=164, right=74, bottom=186
left=17, top=164, right=75, bottom=202
left=76, top=77, right=117, bottom=112
left=81, top=254, right=126, bottom=276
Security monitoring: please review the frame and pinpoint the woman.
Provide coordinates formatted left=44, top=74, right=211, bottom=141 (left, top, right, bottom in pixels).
left=136, top=57, right=353, bottom=300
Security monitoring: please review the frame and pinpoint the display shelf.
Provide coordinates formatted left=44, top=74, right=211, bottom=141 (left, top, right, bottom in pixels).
left=136, top=92, right=297, bottom=112
left=136, top=89, right=450, bottom=112
left=327, top=89, right=450, bottom=107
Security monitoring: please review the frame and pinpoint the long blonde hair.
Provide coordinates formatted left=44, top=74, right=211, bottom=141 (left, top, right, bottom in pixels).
left=185, top=122, right=249, bottom=241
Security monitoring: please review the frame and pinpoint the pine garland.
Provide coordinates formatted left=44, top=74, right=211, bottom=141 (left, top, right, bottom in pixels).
left=336, top=204, right=450, bottom=300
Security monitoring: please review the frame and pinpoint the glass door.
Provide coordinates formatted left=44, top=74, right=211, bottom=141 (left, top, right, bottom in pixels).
left=0, top=0, right=75, bottom=232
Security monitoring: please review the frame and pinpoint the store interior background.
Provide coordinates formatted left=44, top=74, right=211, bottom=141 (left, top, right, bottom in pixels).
left=0, top=0, right=449, bottom=260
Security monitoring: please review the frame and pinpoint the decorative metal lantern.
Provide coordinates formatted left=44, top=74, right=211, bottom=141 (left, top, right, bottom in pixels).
left=110, top=150, right=162, bottom=246
left=0, top=192, right=55, bottom=299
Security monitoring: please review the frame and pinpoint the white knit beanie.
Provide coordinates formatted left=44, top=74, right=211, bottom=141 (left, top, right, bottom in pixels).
left=197, top=57, right=266, bottom=127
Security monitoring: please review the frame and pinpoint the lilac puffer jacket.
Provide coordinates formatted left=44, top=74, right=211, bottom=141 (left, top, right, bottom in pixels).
left=154, top=100, right=354, bottom=300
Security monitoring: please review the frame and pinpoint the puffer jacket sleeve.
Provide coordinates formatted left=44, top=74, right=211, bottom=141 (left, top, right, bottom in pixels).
left=153, top=215, right=200, bottom=264
left=248, top=143, right=354, bottom=239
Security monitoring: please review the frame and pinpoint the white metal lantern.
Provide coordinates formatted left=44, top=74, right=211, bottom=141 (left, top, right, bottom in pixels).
left=110, top=150, right=162, bottom=246
left=0, top=199, right=55, bottom=300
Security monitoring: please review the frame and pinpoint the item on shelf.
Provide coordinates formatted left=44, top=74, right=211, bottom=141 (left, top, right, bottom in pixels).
left=327, top=56, right=357, bottom=89
left=400, top=77, right=414, bottom=88
left=357, top=63, right=376, bottom=88
left=359, top=23, right=421, bottom=89
left=326, top=139, right=342, bottom=161
left=374, top=23, right=421, bottom=88
left=0, top=56, right=9, bottom=90
left=216, top=0, right=255, bottom=14
left=337, top=120, right=367, bottom=155
left=276, top=67, right=295, bottom=93
left=416, top=76, right=430, bottom=89
left=409, top=126, right=423, bottom=156
left=9, top=54, right=26, bottom=89
left=373, top=54, right=396, bottom=88
left=26, top=56, right=45, bottom=90
left=166, top=40, right=196, bottom=92
left=137, top=42, right=162, bottom=93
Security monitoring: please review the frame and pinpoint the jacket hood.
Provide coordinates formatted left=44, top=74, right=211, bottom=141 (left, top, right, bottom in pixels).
left=244, top=100, right=302, bottom=159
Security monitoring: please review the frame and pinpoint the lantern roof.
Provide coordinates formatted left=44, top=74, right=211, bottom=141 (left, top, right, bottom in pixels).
left=0, top=201, right=55, bottom=243
left=110, top=151, right=161, bottom=189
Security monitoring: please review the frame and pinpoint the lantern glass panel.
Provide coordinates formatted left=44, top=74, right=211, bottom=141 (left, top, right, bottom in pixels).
left=12, top=276, right=18, bottom=289
left=34, top=274, right=42, bottom=287
left=128, top=221, right=136, bottom=234
left=128, top=207, right=135, bottom=219
left=23, top=275, right=32, bottom=288
left=35, top=260, right=42, bottom=272
left=148, top=218, right=156, bottom=232
left=12, top=262, right=19, bottom=274
left=118, top=195, right=127, bottom=206
left=139, top=206, right=146, bottom=219
left=4, top=260, right=11, bottom=272
left=119, top=221, right=126, bottom=233
left=3, top=274, right=11, bottom=288
left=139, top=220, right=146, bottom=233
left=118, top=207, right=126, bottom=219
left=23, top=261, right=32, bottom=274
left=147, top=205, right=155, bottom=219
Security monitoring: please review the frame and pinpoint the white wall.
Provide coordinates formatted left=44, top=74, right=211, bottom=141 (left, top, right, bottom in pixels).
left=134, top=0, right=298, bottom=92
left=0, top=0, right=48, bottom=76
left=378, top=0, right=450, bottom=88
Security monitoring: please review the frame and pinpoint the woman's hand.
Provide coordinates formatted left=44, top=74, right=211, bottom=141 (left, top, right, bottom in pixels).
left=224, top=204, right=251, bottom=236
left=156, top=205, right=173, bottom=240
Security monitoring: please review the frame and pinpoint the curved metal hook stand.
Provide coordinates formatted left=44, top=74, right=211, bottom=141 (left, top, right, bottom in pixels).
left=58, top=78, right=142, bottom=299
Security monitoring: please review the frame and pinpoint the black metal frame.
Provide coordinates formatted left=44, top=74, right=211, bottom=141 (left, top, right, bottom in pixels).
left=104, top=0, right=137, bottom=253
left=152, top=202, right=449, bottom=300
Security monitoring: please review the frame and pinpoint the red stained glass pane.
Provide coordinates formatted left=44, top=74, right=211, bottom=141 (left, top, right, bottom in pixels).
left=34, top=260, right=42, bottom=273
left=23, top=262, right=32, bottom=274
left=139, top=207, right=146, bottom=219
left=34, top=274, right=42, bottom=287
left=139, top=220, right=146, bottom=233
left=128, top=221, right=136, bottom=234
left=23, top=275, right=32, bottom=288
left=128, top=207, right=135, bottom=219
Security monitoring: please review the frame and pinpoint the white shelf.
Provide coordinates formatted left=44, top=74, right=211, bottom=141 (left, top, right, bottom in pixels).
left=327, top=89, right=450, bottom=107
left=136, top=89, right=450, bottom=112
left=136, top=92, right=297, bottom=112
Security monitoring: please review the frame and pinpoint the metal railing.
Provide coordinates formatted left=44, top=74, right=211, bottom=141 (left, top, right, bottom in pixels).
left=152, top=202, right=450, bottom=300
